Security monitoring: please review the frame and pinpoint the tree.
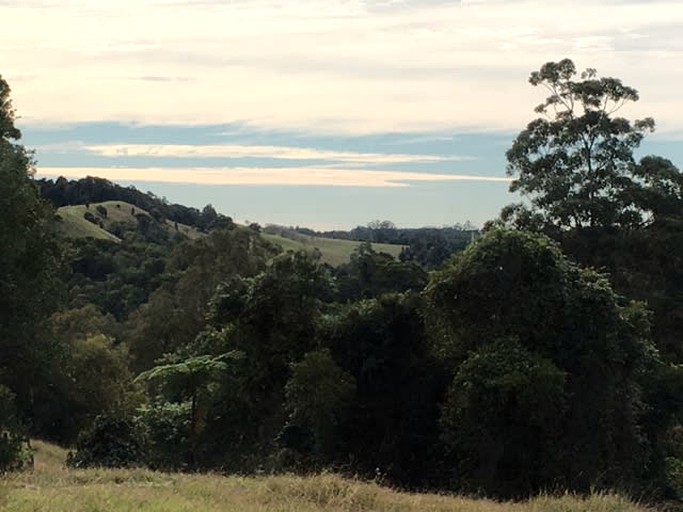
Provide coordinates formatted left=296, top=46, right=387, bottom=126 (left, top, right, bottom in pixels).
left=335, top=242, right=427, bottom=301
left=126, top=228, right=278, bottom=371
left=504, top=58, right=655, bottom=231
left=426, top=229, right=657, bottom=496
left=324, top=293, right=445, bottom=486
left=0, top=75, right=63, bottom=429
left=281, top=349, right=356, bottom=459
left=136, top=352, right=243, bottom=466
left=0, top=76, right=20, bottom=140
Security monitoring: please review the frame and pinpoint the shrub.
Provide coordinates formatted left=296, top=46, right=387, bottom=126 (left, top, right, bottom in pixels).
left=0, top=386, right=32, bottom=473
left=137, top=401, right=192, bottom=471
left=67, top=415, right=147, bottom=469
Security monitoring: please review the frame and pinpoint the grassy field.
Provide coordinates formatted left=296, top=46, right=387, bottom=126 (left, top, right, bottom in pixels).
left=55, top=201, right=202, bottom=242
left=262, top=232, right=404, bottom=266
left=0, top=441, right=649, bottom=512
left=55, top=204, right=121, bottom=241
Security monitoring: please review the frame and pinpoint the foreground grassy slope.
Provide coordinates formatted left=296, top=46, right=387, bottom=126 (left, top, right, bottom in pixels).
left=263, top=232, right=404, bottom=266
left=0, top=441, right=649, bottom=512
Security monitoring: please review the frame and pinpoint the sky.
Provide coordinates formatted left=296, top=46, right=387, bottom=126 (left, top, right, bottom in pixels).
left=2, top=0, right=683, bottom=229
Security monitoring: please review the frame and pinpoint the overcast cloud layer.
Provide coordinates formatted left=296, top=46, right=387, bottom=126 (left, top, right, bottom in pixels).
left=3, top=0, right=683, bottom=134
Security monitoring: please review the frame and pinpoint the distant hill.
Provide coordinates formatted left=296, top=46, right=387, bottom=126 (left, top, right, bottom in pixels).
left=274, top=223, right=477, bottom=269
left=39, top=176, right=232, bottom=232
left=262, top=230, right=404, bottom=266
left=55, top=200, right=202, bottom=243
left=43, top=176, right=469, bottom=268
left=54, top=199, right=403, bottom=266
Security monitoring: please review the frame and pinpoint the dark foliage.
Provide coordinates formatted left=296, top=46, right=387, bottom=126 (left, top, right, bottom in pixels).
left=67, top=415, right=147, bottom=469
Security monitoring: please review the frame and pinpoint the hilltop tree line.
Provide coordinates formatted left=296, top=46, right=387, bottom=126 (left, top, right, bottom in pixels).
left=38, top=176, right=232, bottom=232
left=2, top=61, right=683, bottom=506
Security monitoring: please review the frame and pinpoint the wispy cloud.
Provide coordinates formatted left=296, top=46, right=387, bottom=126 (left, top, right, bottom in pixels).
left=78, top=143, right=473, bottom=165
left=2, top=0, right=682, bottom=133
left=36, top=166, right=510, bottom=187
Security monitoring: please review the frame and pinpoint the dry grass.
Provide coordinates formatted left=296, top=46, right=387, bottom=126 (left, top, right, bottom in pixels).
left=0, top=442, right=651, bottom=512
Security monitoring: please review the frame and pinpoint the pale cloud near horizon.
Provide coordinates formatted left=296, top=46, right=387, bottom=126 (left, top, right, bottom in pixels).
left=3, top=0, right=683, bottom=134
left=37, top=166, right=510, bottom=187
left=73, top=143, right=474, bottom=165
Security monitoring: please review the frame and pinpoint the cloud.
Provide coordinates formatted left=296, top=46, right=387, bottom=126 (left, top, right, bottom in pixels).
left=2, top=0, right=683, bottom=133
left=36, top=166, right=510, bottom=187
left=76, top=143, right=473, bottom=164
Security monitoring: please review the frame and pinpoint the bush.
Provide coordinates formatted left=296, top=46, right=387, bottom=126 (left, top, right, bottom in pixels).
left=83, top=211, right=97, bottom=224
left=0, top=386, right=32, bottom=472
left=137, top=401, right=192, bottom=471
left=67, top=415, right=147, bottom=469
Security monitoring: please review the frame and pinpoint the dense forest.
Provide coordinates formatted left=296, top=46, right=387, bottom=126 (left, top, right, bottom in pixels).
left=2, top=59, right=683, bottom=508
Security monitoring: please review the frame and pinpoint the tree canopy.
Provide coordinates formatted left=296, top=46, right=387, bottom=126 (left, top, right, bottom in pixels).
left=0, top=76, right=63, bottom=425
left=504, top=58, right=657, bottom=230
left=426, top=228, right=657, bottom=495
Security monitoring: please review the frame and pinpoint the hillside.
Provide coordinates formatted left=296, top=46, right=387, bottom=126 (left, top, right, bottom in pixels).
left=55, top=204, right=120, bottom=241
left=0, top=441, right=649, bottom=512
left=39, top=176, right=228, bottom=231
left=262, top=231, right=404, bottom=266
left=55, top=201, right=405, bottom=266
left=55, top=201, right=202, bottom=242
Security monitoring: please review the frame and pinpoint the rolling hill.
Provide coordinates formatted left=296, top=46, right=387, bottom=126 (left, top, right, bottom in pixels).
left=54, top=201, right=405, bottom=266
left=54, top=201, right=202, bottom=242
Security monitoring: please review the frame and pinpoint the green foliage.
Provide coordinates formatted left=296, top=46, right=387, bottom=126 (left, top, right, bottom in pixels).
left=126, top=228, right=278, bottom=371
left=212, top=251, right=332, bottom=455
left=67, top=415, right=147, bottom=469
left=137, top=401, right=192, bottom=470
left=324, top=293, right=445, bottom=485
left=440, top=340, right=566, bottom=496
left=426, top=228, right=657, bottom=495
left=283, top=349, right=356, bottom=457
left=499, top=60, right=683, bottom=498
left=504, top=58, right=656, bottom=230
left=0, top=385, right=31, bottom=472
left=426, top=229, right=571, bottom=362
left=0, top=75, right=20, bottom=140
left=29, top=306, right=140, bottom=444
left=334, top=242, right=428, bottom=301
left=220, top=250, right=332, bottom=377
left=82, top=210, right=98, bottom=224
left=0, top=74, right=64, bottom=438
